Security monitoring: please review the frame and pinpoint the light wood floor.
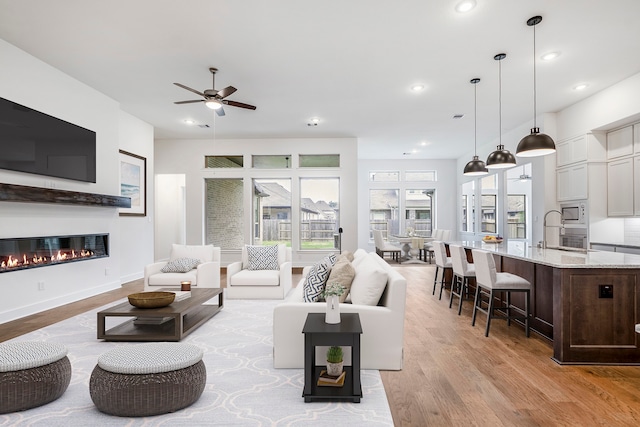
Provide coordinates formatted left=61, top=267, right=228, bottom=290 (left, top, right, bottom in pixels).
left=2, top=266, right=640, bottom=426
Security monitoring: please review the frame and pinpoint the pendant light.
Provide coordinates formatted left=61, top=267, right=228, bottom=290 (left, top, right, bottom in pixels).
left=516, top=15, right=556, bottom=157
left=486, top=53, right=517, bottom=169
left=463, top=78, right=488, bottom=176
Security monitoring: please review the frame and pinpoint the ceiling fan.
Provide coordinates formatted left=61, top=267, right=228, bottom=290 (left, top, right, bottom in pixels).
left=509, top=165, right=532, bottom=181
left=173, top=67, right=256, bottom=116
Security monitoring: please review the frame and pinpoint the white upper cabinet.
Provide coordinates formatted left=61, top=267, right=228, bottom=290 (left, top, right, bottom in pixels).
left=608, top=157, right=634, bottom=216
left=607, top=126, right=634, bottom=159
left=556, top=133, right=606, bottom=167
left=557, top=163, right=588, bottom=202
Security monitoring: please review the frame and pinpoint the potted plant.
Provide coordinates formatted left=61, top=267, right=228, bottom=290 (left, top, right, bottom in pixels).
left=326, top=345, right=344, bottom=376
left=322, top=283, right=345, bottom=324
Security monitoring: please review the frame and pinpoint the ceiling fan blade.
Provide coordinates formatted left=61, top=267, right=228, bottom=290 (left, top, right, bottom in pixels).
left=174, top=99, right=205, bottom=104
left=215, top=107, right=226, bottom=117
left=223, top=100, right=257, bottom=110
left=217, top=86, right=237, bottom=99
left=173, top=82, right=206, bottom=98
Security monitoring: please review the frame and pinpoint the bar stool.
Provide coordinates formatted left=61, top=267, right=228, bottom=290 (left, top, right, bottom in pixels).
left=471, top=249, right=531, bottom=337
left=449, top=245, right=475, bottom=315
left=432, top=241, right=452, bottom=300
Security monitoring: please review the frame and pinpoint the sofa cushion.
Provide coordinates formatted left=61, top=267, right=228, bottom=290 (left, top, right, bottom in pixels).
left=339, top=251, right=355, bottom=262
left=148, top=271, right=197, bottom=286
left=246, top=245, right=280, bottom=270
left=170, top=244, right=215, bottom=263
left=326, top=259, right=356, bottom=303
left=161, top=257, right=201, bottom=273
left=302, top=261, right=332, bottom=302
left=349, top=254, right=388, bottom=306
left=229, top=270, right=280, bottom=286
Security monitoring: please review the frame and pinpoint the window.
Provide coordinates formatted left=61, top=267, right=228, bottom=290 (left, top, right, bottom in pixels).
left=205, top=156, right=243, bottom=168
left=369, top=171, right=399, bottom=182
left=369, top=189, right=399, bottom=240
left=205, top=178, right=244, bottom=249
left=461, top=181, right=475, bottom=232
left=299, top=178, right=339, bottom=250
left=404, top=189, right=433, bottom=235
left=253, top=179, right=291, bottom=246
left=507, top=195, right=526, bottom=238
left=405, top=171, right=436, bottom=181
left=252, top=155, right=291, bottom=168
left=299, top=154, right=339, bottom=167
left=480, top=174, right=498, bottom=233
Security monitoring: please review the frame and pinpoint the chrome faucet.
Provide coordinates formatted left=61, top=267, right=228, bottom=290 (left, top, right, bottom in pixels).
left=542, top=210, right=564, bottom=249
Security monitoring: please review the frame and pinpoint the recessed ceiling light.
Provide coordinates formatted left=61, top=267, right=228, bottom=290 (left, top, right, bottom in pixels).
left=183, top=119, right=195, bottom=125
left=453, top=114, right=465, bottom=119
left=455, top=0, right=477, bottom=13
left=411, top=84, right=425, bottom=92
left=573, top=83, right=589, bottom=91
left=307, top=117, right=321, bottom=126
left=541, top=51, right=560, bottom=61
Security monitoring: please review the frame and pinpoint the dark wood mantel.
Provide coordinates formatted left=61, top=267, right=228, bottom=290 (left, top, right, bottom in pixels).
left=0, top=183, right=130, bottom=208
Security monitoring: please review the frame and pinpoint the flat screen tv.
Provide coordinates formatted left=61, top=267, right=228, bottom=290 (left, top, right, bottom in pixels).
left=0, top=96, right=96, bottom=183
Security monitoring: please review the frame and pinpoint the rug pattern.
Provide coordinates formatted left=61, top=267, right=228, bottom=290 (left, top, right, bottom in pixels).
left=1, top=298, right=393, bottom=426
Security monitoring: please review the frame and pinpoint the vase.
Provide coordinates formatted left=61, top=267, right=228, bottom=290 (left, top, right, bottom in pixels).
left=326, top=360, right=343, bottom=376
left=325, top=295, right=341, bottom=324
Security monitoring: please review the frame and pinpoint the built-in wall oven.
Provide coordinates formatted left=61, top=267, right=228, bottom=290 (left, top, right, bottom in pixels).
left=560, top=227, right=588, bottom=249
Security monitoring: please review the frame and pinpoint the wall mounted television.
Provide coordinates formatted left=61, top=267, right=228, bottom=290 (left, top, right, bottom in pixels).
left=0, top=96, right=96, bottom=183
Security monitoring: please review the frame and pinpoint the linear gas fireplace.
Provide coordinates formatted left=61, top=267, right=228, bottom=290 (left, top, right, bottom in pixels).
left=0, top=234, right=108, bottom=273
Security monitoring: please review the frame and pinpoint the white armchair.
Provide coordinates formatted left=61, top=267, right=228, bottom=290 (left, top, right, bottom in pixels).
left=144, top=244, right=221, bottom=291
left=226, top=244, right=292, bottom=299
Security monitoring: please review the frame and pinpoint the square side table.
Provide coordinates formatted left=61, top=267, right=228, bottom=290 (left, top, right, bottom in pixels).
left=302, top=313, right=363, bottom=403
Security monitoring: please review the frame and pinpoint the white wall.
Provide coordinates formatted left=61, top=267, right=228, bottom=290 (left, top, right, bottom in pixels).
left=154, top=137, right=358, bottom=266
left=0, top=39, right=153, bottom=322
left=357, top=159, right=458, bottom=251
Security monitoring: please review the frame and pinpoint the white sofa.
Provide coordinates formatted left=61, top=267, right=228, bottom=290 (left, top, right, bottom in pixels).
left=144, top=244, right=221, bottom=291
left=273, top=250, right=407, bottom=370
left=226, top=244, right=292, bottom=299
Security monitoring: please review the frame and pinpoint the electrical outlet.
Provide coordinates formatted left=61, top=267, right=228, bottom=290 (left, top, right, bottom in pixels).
left=105, top=268, right=109, bottom=276
left=599, top=284, right=613, bottom=299
left=38, top=281, right=45, bottom=291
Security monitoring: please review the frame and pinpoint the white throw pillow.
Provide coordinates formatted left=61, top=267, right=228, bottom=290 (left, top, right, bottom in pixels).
left=349, top=255, right=388, bottom=306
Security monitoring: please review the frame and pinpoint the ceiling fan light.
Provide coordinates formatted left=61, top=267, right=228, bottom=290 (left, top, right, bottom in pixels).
left=464, top=156, right=488, bottom=176
left=205, top=99, right=223, bottom=110
left=486, top=145, right=517, bottom=169
left=516, top=128, right=556, bottom=157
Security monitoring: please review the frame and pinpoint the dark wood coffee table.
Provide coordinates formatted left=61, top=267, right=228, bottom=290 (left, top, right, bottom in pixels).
left=97, top=288, right=223, bottom=341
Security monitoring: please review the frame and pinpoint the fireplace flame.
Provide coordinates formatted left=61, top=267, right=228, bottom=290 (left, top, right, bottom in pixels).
left=1, top=249, right=96, bottom=271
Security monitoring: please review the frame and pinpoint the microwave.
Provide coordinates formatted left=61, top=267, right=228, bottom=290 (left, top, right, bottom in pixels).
left=560, top=202, right=587, bottom=224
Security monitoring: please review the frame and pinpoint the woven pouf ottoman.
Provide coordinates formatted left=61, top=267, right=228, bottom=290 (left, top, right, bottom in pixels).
left=90, top=342, right=206, bottom=417
left=0, top=341, right=71, bottom=413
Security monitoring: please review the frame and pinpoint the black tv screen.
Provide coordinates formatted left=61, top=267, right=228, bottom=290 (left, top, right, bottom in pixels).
left=0, top=97, right=96, bottom=183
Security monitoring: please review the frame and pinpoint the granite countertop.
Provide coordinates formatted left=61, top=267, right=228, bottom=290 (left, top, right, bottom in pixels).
left=452, top=240, right=640, bottom=269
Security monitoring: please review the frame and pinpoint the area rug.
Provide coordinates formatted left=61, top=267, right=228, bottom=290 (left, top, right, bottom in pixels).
left=1, top=298, right=393, bottom=426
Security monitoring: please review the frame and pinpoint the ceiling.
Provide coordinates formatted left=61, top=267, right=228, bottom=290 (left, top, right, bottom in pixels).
left=1, top=0, right=640, bottom=160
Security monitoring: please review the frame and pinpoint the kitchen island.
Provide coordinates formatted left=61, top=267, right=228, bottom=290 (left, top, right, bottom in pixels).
left=455, top=241, right=640, bottom=365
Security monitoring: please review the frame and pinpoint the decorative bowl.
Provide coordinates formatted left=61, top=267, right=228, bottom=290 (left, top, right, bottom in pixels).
left=128, top=291, right=175, bottom=308
left=482, top=237, right=504, bottom=244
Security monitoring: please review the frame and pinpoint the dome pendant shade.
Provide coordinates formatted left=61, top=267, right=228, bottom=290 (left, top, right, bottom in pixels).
left=516, top=127, right=556, bottom=157
left=464, top=155, right=488, bottom=176
left=486, top=145, right=517, bottom=169
left=517, top=15, right=556, bottom=157
left=463, top=77, right=488, bottom=176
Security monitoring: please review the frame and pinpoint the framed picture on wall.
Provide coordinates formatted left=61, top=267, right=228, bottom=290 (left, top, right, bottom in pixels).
left=119, top=150, right=146, bottom=217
